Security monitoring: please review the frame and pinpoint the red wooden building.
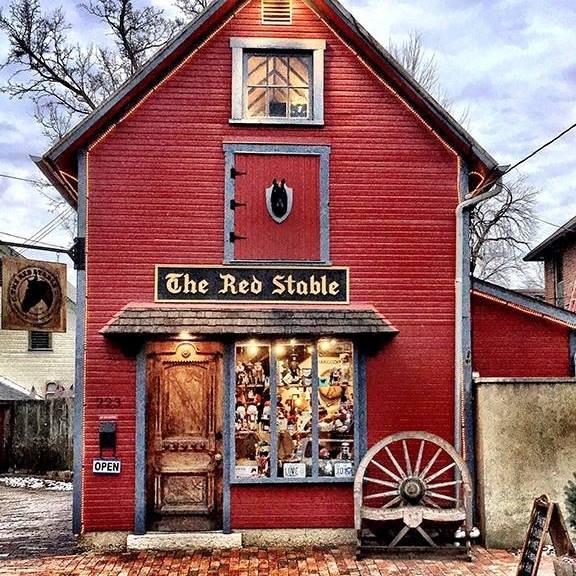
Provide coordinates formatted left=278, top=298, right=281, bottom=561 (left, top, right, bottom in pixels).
left=35, top=0, right=576, bottom=546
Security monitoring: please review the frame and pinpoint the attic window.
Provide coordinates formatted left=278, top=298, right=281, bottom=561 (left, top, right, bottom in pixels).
left=261, top=0, right=292, bottom=25
left=230, top=38, right=325, bottom=126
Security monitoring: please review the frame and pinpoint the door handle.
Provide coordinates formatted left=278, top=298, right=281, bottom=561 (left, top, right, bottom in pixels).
left=214, top=453, right=222, bottom=462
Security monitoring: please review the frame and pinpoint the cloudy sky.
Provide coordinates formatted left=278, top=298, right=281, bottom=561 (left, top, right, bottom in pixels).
left=0, top=0, right=575, bottom=284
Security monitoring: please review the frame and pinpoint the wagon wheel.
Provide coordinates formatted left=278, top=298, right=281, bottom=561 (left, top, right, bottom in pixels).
left=354, top=431, right=472, bottom=557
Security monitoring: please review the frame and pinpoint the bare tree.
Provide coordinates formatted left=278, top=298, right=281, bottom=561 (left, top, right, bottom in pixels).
left=0, top=0, right=213, bottom=237
left=0, top=0, right=212, bottom=143
left=470, top=174, right=540, bottom=285
left=389, top=32, right=541, bottom=287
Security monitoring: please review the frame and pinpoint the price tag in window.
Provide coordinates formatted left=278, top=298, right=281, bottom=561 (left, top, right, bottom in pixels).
left=283, top=462, right=307, bottom=478
left=334, top=461, right=354, bottom=478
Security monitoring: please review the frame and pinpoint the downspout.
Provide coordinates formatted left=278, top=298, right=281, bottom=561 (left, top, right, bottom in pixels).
left=454, top=169, right=505, bottom=479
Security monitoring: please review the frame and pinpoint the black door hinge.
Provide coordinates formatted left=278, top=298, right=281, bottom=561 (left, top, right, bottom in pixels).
left=230, top=167, right=247, bottom=179
left=229, top=232, right=247, bottom=243
left=230, top=199, right=247, bottom=210
left=69, top=237, right=86, bottom=271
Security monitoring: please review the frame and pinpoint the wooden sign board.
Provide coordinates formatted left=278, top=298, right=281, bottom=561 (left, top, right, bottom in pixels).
left=155, top=265, right=349, bottom=304
left=1, top=257, right=67, bottom=332
left=517, top=495, right=576, bottom=576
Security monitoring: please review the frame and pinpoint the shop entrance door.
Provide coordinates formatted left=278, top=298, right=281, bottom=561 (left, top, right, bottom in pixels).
left=146, top=341, right=223, bottom=531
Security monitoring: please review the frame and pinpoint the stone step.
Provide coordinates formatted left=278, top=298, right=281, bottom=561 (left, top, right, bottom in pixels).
left=127, top=531, right=242, bottom=551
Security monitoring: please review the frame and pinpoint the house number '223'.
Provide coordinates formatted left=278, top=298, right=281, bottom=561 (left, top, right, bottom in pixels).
left=97, top=397, right=121, bottom=409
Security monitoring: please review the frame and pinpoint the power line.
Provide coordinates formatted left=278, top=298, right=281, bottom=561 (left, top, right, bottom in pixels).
left=475, top=121, right=576, bottom=196
left=0, top=172, right=49, bottom=186
left=504, top=122, right=576, bottom=175
left=0, top=230, right=68, bottom=250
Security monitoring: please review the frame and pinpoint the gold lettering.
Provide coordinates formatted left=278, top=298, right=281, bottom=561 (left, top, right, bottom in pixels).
left=250, top=276, right=263, bottom=294
left=329, top=281, right=339, bottom=295
left=296, top=280, right=309, bottom=295
left=165, top=273, right=183, bottom=294
left=238, top=279, right=249, bottom=294
left=219, top=273, right=237, bottom=294
left=272, top=275, right=285, bottom=295
left=182, top=274, right=209, bottom=294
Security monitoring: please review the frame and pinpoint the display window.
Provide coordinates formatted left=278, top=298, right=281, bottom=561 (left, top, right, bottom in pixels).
left=232, top=338, right=360, bottom=483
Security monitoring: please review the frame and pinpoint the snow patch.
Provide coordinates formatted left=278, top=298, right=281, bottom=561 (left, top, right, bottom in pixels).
left=0, top=476, right=72, bottom=491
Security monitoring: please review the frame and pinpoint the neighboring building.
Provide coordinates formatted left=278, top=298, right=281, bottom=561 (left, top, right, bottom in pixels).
left=524, top=214, right=576, bottom=310
left=33, top=0, right=576, bottom=548
left=0, top=245, right=76, bottom=398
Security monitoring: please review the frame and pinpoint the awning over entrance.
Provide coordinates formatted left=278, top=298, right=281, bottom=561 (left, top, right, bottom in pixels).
left=100, top=304, right=398, bottom=337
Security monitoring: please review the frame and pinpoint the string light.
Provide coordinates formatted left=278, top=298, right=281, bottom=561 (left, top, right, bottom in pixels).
left=472, top=289, right=576, bottom=329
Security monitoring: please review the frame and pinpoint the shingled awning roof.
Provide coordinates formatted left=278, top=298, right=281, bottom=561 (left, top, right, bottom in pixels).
left=100, top=304, right=397, bottom=337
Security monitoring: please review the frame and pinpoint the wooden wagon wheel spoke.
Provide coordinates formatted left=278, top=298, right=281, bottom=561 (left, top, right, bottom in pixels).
left=364, top=476, right=398, bottom=489
left=381, top=496, right=402, bottom=509
left=426, top=491, right=458, bottom=503
left=370, top=458, right=402, bottom=483
left=414, top=440, right=425, bottom=475
left=384, top=446, right=407, bottom=479
left=426, top=479, right=463, bottom=490
left=422, top=461, right=456, bottom=484
left=419, top=447, right=442, bottom=479
left=402, top=440, right=412, bottom=476
left=364, top=490, right=399, bottom=500
left=422, top=496, right=441, bottom=509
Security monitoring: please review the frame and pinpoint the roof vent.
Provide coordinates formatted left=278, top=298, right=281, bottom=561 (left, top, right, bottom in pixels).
left=261, top=0, right=292, bottom=25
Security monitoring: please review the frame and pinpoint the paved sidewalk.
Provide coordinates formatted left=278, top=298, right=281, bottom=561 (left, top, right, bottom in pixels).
left=0, top=484, right=77, bottom=559
left=0, top=547, right=556, bottom=576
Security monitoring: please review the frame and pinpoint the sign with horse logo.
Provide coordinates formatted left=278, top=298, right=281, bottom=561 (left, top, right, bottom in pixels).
left=1, top=257, right=67, bottom=332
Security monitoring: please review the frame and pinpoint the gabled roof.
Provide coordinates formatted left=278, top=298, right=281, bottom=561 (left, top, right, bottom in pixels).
left=36, top=0, right=499, bottom=207
left=472, top=277, right=576, bottom=329
left=0, top=375, right=42, bottom=401
left=524, top=214, right=576, bottom=261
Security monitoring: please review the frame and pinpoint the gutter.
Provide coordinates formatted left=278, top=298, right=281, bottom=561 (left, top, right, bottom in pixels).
left=454, top=168, right=506, bottom=484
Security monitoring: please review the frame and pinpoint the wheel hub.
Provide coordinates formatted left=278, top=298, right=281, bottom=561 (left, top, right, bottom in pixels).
left=399, top=477, right=426, bottom=504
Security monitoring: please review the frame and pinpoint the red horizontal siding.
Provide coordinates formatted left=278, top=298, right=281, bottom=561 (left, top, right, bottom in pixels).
left=82, top=0, right=459, bottom=531
left=231, top=485, right=353, bottom=528
left=471, top=294, right=570, bottom=377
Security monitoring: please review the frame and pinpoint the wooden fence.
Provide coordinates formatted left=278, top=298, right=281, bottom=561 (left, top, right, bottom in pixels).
left=0, top=398, right=73, bottom=473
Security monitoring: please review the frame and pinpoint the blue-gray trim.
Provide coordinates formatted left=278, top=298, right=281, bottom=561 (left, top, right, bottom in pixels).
left=570, top=331, right=576, bottom=377
left=461, top=206, right=475, bottom=501
left=355, top=346, right=367, bottom=462
left=222, top=143, right=331, bottom=264
left=228, top=337, right=364, bottom=485
left=311, top=345, right=319, bottom=478
left=72, top=149, right=87, bottom=535
left=472, top=278, right=576, bottom=328
left=134, top=347, right=147, bottom=535
left=223, top=342, right=233, bottom=533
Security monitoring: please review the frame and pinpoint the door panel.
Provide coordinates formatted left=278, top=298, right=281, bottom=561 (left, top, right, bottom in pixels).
left=147, top=341, right=223, bottom=531
left=233, top=153, right=321, bottom=261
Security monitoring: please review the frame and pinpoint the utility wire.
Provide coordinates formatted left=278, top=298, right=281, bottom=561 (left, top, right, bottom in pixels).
left=0, top=172, right=49, bottom=186
left=474, top=121, right=576, bottom=195
left=0, top=230, right=67, bottom=250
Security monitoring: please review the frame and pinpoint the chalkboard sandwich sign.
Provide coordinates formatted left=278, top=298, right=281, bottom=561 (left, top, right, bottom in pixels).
left=517, top=495, right=575, bottom=576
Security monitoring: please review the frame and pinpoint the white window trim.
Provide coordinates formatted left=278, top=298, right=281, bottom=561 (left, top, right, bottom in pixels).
left=230, top=37, right=325, bottom=126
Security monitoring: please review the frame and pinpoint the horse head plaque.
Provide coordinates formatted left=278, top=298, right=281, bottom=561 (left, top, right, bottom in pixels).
left=1, top=257, right=66, bottom=332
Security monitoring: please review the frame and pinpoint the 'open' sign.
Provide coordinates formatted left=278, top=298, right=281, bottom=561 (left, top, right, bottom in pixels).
left=92, top=458, right=121, bottom=474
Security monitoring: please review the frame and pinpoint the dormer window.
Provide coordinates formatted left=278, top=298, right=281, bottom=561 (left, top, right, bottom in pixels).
left=230, top=38, right=325, bottom=125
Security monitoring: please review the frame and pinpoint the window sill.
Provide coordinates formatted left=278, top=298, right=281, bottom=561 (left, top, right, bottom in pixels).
left=28, top=349, right=54, bottom=352
left=229, top=118, right=324, bottom=127
left=231, top=476, right=354, bottom=485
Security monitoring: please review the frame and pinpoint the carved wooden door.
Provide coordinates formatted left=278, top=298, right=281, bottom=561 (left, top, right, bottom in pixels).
left=147, top=341, right=223, bottom=531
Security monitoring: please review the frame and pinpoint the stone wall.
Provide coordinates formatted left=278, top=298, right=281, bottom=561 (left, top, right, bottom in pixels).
left=476, top=377, right=576, bottom=548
